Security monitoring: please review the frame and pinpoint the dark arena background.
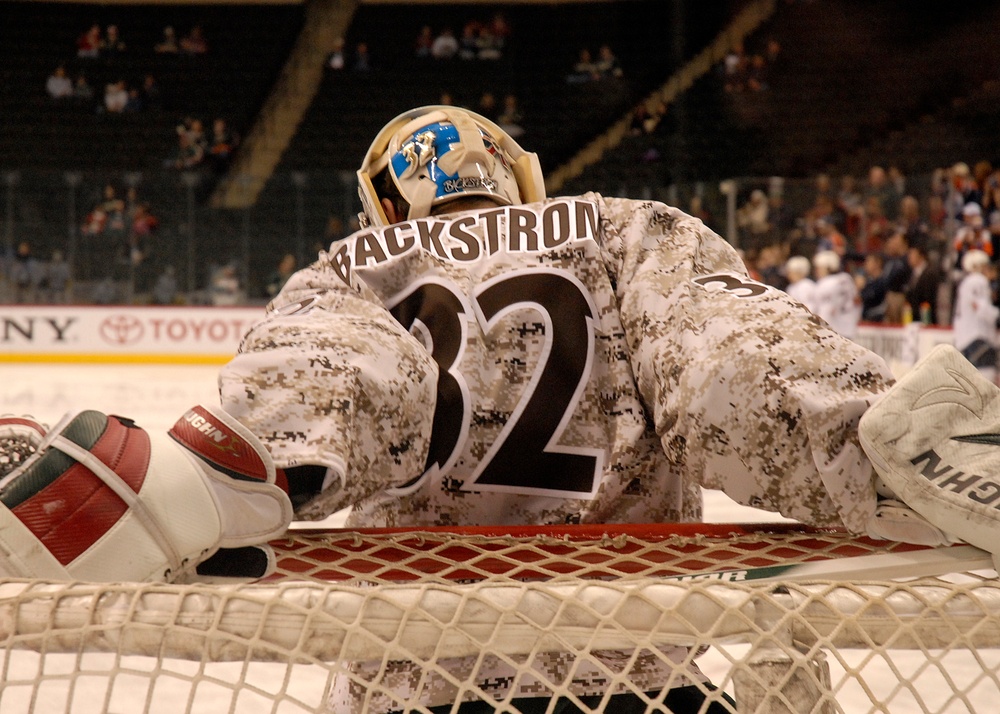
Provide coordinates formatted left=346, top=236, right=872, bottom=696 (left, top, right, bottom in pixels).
left=1, top=0, right=998, bottom=315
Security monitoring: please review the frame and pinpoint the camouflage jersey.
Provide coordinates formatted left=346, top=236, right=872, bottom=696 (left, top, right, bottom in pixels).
left=219, top=193, right=894, bottom=709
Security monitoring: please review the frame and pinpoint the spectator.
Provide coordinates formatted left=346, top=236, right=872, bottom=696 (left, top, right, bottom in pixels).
left=888, top=165, right=907, bottom=198
left=45, top=64, right=74, bottom=101
left=925, top=193, right=949, bottom=246
left=486, top=12, right=511, bottom=49
left=458, top=21, right=481, bottom=61
left=812, top=250, right=862, bottom=339
left=497, top=93, right=525, bottom=139
left=123, top=87, right=144, bottom=113
left=858, top=252, right=888, bottom=322
left=837, top=174, right=864, bottom=241
left=475, top=22, right=503, bottom=61
left=879, top=231, right=914, bottom=323
left=352, top=42, right=372, bottom=72
left=953, top=249, right=999, bottom=383
left=180, top=25, right=208, bottom=55
left=896, top=195, right=930, bottom=249
left=904, top=241, right=943, bottom=326
left=983, top=169, right=1000, bottom=223
left=687, top=194, right=714, bottom=230
left=97, top=183, right=127, bottom=239
left=815, top=216, right=847, bottom=257
left=764, top=37, right=782, bottom=63
left=155, top=25, right=179, bottom=54
left=431, top=27, right=459, bottom=60
left=72, top=72, right=95, bottom=108
left=43, top=250, right=72, bottom=304
left=858, top=195, right=891, bottom=255
left=152, top=265, right=179, bottom=305
left=168, top=131, right=206, bottom=169
left=326, top=37, right=346, bottom=70
left=566, top=48, right=598, bottom=84
left=414, top=25, right=434, bottom=59
left=736, top=189, right=770, bottom=247
left=802, top=193, right=841, bottom=246
left=103, top=79, right=129, bottom=114
left=746, top=54, right=770, bottom=91
left=208, top=117, right=237, bottom=172
left=141, top=74, right=164, bottom=112
left=209, top=263, right=242, bottom=305
left=594, top=44, right=623, bottom=80
left=864, top=166, right=900, bottom=221
left=784, top=254, right=817, bottom=312
left=768, top=192, right=796, bottom=242
left=935, top=162, right=977, bottom=222
left=76, top=23, right=102, bottom=59
left=10, top=241, right=43, bottom=303
left=265, top=253, right=296, bottom=299
left=969, top=160, right=993, bottom=207
left=988, top=211, right=1000, bottom=258
left=756, top=241, right=789, bottom=290
left=184, top=118, right=208, bottom=151
left=129, top=200, right=159, bottom=247
left=628, top=102, right=660, bottom=137
left=475, top=91, right=498, bottom=122
left=722, top=41, right=748, bottom=92
left=103, top=24, right=126, bottom=57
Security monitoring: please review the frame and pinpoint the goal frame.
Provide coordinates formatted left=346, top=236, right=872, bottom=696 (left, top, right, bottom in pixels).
left=2, top=522, right=999, bottom=714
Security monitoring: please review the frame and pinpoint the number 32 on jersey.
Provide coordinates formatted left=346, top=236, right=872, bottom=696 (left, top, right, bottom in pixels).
left=387, top=267, right=605, bottom=500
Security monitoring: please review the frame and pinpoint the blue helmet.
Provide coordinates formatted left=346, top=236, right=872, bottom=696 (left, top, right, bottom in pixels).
left=358, top=106, right=545, bottom=227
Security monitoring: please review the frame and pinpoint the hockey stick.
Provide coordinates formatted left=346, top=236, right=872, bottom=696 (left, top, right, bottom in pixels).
left=669, top=543, right=994, bottom=583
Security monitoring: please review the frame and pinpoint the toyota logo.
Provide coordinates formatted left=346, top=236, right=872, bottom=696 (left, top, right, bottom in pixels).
left=100, top=315, right=145, bottom=345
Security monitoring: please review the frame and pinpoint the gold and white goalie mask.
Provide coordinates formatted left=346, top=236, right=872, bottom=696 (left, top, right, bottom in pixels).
left=357, top=105, right=545, bottom=227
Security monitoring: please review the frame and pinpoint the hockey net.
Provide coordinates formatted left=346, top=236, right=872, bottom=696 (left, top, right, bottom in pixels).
left=1, top=522, right=999, bottom=713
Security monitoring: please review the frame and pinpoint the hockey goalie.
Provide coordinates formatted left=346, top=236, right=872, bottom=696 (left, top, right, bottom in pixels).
left=3, top=105, right=1000, bottom=713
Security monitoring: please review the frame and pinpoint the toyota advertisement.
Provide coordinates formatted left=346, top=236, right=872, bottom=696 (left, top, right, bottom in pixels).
left=1, top=306, right=264, bottom=363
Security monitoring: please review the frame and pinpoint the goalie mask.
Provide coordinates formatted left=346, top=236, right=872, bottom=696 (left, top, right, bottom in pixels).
left=357, top=105, right=545, bottom=227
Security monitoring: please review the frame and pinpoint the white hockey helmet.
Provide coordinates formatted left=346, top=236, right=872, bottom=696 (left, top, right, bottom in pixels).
left=813, top=250, right=841, bottom=274
left=357, top=105, right=545, bottom=227
left=962, top=248, right=991, bottom=273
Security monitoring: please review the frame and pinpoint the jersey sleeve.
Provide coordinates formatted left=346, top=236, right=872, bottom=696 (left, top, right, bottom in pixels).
left=218, top=262, right=438, bottom=521
left=598, top=195, right=894, bottom=534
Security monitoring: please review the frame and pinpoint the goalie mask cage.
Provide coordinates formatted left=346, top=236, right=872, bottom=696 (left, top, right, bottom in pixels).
left=1, top=522, right=999, bottom=714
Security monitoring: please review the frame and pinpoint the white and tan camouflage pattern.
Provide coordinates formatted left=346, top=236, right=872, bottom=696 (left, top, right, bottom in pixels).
left=218, top=192, right=895, bottom=709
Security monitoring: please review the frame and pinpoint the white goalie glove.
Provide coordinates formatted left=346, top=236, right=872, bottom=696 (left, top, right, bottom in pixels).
left=0, top=406, right=292, bottom=582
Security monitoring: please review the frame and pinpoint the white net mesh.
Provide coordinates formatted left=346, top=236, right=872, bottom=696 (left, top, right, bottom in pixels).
left=2, top=524, right=998, bottom=713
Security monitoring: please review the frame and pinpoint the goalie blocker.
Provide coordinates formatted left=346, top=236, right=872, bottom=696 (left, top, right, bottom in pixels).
left=0, top=406, right=292, bottom=582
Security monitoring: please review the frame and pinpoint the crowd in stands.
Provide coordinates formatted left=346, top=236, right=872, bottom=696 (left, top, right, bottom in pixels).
left=565, top=44, right=625, bottom=85
left=46, top=21, right=213, bottom=117
left=164, top=116, right=238, bottom=174
left=417, top=12, right=511, bottom=62
left=735, top=158, right=1000, bottom=380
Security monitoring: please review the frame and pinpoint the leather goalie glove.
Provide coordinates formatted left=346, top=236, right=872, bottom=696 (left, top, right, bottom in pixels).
left=0, top=406, right=292, bottom=583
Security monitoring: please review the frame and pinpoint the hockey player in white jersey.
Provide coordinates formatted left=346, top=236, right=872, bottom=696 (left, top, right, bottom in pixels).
left=784, top=254, right=817, bottom=311
left=952, top=248, right=999, bottom=383
left=6, top=105, right=1000, bottom=713
left=811, top=249, right=862, bottom=339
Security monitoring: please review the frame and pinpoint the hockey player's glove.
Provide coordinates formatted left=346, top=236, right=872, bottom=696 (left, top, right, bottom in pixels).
left=0, top=406, right=292, bottom=583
